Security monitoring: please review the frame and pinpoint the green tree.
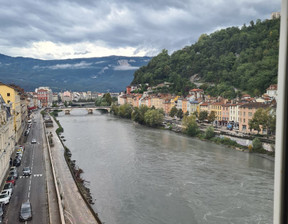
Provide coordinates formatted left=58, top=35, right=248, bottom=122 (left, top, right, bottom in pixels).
left=103, top=93, right=112, bottom=105
left=118, top=104, right=133, bottom=119
left=248, top=108, right=269, bottom=134
left=132, top=105, right=149, bottom=124
left=144, top=109, right=164, bottom=127
left=199, top=111, right=208, bottom=122
left=182, top=115, right=199, bottom=136
left=169, top=106, right=178, bottom=117
left=207, top=111, right=216, bottom=123
left=110, top=104, right=119, bottom=115
left=176, top=109, right=184, bottom=119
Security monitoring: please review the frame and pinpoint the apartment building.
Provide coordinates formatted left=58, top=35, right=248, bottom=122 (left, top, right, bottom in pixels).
left=238, top=102, right=269, bottom=133
left=0, top=95, right=15, bottom=183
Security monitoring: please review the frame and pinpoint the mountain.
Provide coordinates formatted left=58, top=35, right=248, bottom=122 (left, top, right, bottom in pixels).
left=0, top=54, right=151, bottom=92
left=132, top=18, right=280, bottom=98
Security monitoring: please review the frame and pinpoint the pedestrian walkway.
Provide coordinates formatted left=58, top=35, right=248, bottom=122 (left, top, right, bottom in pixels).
left=46, top=119, right=98, bottom=224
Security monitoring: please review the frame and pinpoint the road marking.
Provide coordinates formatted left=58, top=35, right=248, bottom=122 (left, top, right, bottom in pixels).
left=33, top=174, right=43, bottom=177
left=19, top=176, right=31, bottom=179
left=27, top=191, right=30, bottom=198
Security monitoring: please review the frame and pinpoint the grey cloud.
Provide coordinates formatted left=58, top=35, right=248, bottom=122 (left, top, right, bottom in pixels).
left=0, top=0, right=281, bottom=58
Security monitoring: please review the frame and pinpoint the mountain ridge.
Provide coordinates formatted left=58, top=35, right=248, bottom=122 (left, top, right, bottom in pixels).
left=0, top=53, right=151, bottom=92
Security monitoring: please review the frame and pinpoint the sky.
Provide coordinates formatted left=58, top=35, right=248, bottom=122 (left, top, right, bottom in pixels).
left=0, top=0, right=281, bottom=60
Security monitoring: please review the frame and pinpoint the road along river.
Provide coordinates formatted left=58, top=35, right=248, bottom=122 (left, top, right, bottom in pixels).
left=57, top=109, right=274, bottom=224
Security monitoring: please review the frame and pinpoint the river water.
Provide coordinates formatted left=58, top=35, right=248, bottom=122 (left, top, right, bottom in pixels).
left=57, top=110, right=274, bottom=224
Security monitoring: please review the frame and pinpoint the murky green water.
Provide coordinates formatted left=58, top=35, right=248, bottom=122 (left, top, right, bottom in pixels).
left=58, top=110, right=274, bottom=224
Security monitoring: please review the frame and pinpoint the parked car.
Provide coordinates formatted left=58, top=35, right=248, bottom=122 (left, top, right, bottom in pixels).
left=22, top=167, right=32, bottom=176
left=9, top=166, right=17, bottom=173
left=13, top=158, right=21, bottom=167
left=16, top=154, right=22, bottom=161
left=9, top=170, right=18, bottom=179
left=6, top=176, right=16, bottom=185
left=0, top=191, right=11, bottom=204
left=3, top=183, right=13, bottom=195
left=31, top=139, right=37, bottom=144
left=19, top=201, right=32, bottom=221
left=0, top=203, right=5, bottom=223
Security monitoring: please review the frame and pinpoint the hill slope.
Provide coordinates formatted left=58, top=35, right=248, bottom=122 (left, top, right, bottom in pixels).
left=0, top=54, right=151, bottom=92
left=132, top=18, right=280, bottom=97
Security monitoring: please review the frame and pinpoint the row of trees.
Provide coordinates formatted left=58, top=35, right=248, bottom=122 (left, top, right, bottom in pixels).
left=111, top=104, right=164, bottom=127
left=132, top=18, right=280, bottom=98
left=95, top=93, right=116, bottom=106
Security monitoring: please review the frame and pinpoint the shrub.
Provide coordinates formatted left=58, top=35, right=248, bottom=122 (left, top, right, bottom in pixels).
left=252, top=138, right=262, bottom=150
left=205, top=126, right=215, bottom=139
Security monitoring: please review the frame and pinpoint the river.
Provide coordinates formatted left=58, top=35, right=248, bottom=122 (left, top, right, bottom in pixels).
left=57, top=109, right=274, bottom=224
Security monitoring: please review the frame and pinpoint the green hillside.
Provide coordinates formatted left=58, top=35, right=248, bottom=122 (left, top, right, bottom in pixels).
left=131, top=18, right=280, bottom=98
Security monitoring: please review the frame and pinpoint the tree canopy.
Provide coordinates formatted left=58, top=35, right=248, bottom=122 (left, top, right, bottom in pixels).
left=132, top=18, right=280, bottom=97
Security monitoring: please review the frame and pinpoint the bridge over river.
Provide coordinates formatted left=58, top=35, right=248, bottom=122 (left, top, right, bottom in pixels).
left=56, top=106, right=111, bottom=114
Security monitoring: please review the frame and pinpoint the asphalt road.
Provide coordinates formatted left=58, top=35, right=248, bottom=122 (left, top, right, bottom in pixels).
left=3, top=111, right=49, bottom=224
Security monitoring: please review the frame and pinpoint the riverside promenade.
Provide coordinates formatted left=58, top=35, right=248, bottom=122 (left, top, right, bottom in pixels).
left=44, top=117, right=99, bottom=224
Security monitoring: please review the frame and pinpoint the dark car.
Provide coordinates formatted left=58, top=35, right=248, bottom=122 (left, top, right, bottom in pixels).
left=0, top=203, right=5, bottom=223
left=9, top=170, right=18, bottom=179
left=13, top=158, right=21, bottom=167
left=6, top=176, right=16, bottom=185
left=19, top=201, right=32, bottom=221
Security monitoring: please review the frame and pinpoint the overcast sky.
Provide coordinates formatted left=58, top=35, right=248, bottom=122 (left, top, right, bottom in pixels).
left=0, top=0, right=281, bottom=60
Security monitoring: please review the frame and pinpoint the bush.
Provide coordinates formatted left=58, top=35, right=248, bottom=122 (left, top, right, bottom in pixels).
left=252, top=138, right=262, bottom=150
left=205, top=126, right=215, bottom=139
left=56, top=127, right=64, bottom=135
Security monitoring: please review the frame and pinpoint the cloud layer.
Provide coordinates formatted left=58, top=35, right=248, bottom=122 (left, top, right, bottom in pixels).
left=0, top=0, right=281, bottom=59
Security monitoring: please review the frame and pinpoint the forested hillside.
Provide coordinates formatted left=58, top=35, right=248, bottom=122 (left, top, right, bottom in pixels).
left=132, top=18, right=280, bottom=98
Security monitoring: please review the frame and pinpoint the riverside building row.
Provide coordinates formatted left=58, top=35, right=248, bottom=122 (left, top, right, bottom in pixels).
left=118, top=84, right=277, bottom=134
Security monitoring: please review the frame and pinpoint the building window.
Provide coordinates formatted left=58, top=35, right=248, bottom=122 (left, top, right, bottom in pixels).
left=7, top=100, right=10, bottom=103
left=7, top=93, right=10, bottom=96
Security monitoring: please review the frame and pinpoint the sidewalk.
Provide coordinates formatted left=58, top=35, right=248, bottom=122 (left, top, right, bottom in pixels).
left=42, top=124, right=61, bottom=224
left=46, top=121, right=98, bottom=224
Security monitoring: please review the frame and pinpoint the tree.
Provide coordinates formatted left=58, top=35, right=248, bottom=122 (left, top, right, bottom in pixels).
left=103, top=93, right=112, bottom=106
left=118, top=104, right=133, bottom=119
left=169, top=106, right=178, bottom=117
left=207, top=111, right=216, bottom=123
left=248, top=108, right=270, bottom=134
left=199, top=111, right=208, bottom=122
left=144, top=109, right=164, bottom=127
left=182, top=115, right=199, bottom=136
left=110, top=104, right=119, bottom=115
left=176, top=109, right=184, bottom=119
left=132, top=105, right=149, bottom=124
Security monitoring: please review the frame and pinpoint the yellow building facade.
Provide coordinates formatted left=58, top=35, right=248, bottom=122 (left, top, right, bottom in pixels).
left=0, top=83, right=23, bottom=142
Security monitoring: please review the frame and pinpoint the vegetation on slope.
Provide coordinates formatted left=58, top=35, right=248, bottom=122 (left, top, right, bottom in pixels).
left=131, top=18, right=280, bottom=98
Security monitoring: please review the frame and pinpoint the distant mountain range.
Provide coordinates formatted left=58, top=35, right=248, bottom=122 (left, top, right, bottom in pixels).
left=0, top=53, right=151, bottom=92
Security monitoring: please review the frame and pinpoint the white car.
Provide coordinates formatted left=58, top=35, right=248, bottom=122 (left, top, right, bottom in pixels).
left=0, top=190, right=11, bottom=204
left=31, top=139, right=37, bottom=144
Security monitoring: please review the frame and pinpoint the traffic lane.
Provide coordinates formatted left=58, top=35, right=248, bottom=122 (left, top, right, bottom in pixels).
left=29, top=116, right=49, bottom=224
left=4, top=175, right=32, bottom=223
